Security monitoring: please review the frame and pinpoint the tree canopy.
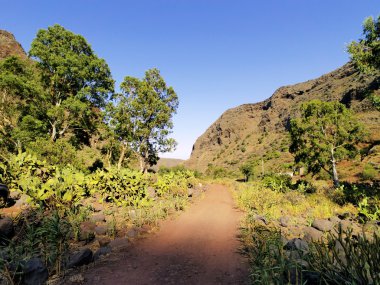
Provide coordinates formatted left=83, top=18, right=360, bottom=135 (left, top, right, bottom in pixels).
left=29, top=24, right=114, bottom=142
left=348, top=15, right=380, bottom=111
left=111, top=68, right=179, bottom=173
left=348, top=15, right=380, bottom=73
left=289, top=100, right=365, bottom=187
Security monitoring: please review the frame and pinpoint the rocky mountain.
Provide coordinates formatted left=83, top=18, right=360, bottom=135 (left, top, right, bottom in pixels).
left=0, top=30, right=27, bottom=59
left=186, top=63, right=380, bottom=175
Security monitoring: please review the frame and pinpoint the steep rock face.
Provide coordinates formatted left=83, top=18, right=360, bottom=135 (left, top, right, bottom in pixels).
left=0, top=30, right=27, bottom=60
left=186, top=63, right=380, bottom=172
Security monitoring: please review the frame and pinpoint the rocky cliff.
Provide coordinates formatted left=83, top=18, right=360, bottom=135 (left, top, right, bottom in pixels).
left=186, top=63, right=380, bottom=174
left=0, top=30, right=27, bottom=60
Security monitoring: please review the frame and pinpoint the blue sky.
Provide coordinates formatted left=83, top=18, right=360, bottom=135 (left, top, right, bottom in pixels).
left=1, top=1, right=379, bottom=159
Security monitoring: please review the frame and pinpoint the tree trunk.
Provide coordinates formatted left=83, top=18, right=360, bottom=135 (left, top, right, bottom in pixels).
left=139, top=156, right=144, bottom=173
left=331, top=148, right=339, bottom=188
left=117, top=145, right=126, bottom=170
left=106, top=149, right=112, bottom=168
left=50, top=122, right=57, bottom=142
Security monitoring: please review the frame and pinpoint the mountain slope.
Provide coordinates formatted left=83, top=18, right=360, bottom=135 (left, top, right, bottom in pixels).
left=186, top=63, right=380, bottom=175
left=0, top=30, right=27, bottom=59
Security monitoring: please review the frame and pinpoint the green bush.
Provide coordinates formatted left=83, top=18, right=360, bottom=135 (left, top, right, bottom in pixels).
left=362, top=163, right=378, bottom=180
left=155, top=169, right=195, bottom=197
left=262, top=173, right=292, bottom=193
left=87, top=167, right=149, bottom=207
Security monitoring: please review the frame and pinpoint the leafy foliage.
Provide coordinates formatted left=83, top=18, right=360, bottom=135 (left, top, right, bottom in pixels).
left=308, top=227, right=380, bottom=284
left=290, top=100, right=365, bottom=187
left=111, top=68, right=178, bottom=172
left=29, top=24, right=114, bottom=142
left=348, top=15, right=380, bottom=73
left=87, top=167, right=150, bottom=207
left=155, top=169, right=195, bottom=197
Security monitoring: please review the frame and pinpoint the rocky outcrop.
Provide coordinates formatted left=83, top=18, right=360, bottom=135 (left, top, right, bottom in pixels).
left=186, top=63, right=380, bottom=172
left=0, top=30, right=27, bottom=60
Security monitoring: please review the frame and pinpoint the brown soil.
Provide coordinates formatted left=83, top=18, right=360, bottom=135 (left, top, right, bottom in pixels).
left=81, top=184, right=249, bottom=285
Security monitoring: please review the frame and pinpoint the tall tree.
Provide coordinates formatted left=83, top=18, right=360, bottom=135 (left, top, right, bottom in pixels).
left=29, top=24, right=114, bottom=142
left=347, top=15, right=380, bottom=111
left=112, top=68, right=178, bottom=172
left=289, top=100, right=365, bottom=187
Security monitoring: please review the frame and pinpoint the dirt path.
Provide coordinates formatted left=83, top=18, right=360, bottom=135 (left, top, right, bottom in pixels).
left=82, top=184, right=249, bottom=285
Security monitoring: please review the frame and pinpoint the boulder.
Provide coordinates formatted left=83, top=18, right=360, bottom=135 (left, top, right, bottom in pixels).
left=90, top=213, right=106, bottom=223
left=284, top=238, right=309, bottom=253
left=95, top=225, right=108, bottom=236
left=303, top=227, right=323, bottom=242
left=311, top=219, right=333, bottom=232
left=0, top=184, right=9, bottom=204
left=22, top=257, right=48, bottom=285
left=14, top=194, right=29, bottom=207
left=92, top=202, right=104, bottom=212
left=328, top=216, right=342, bottom=225
left=97, top=236, right=111, bottom=247
left=0, top=217, right=14, bottom=239
left=67, top=248, right=93, bottom=268
left=93, top=246, right=111, bottom=261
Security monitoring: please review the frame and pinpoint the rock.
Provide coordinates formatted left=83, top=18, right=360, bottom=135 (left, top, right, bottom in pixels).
left=93, top=246, right=111, bottom=261
left=0, top=183, right=9, bottom=204
left=69, top=273, right=85, bottom=283
left=253, top=215, right=268, bottom=225
left=284, top=238, right=309, bottom=253
left=79, top=221, right=96, bottom=242
left=337, top=220, right=354, bottom=231
left=337, top=212, right=352, bottom=220
left=22, top=257, right=48, bottom=285
left=90, top=213, right=106, bottom=223
left=303, top=227, right=323, bottom=242
left=129, top=209, right=136, bottom=219
left=67, top=248, right=93, bottom=268
left=312, top=219, right=333, bottom=232
left=0, top=217, right=14, bottom=239
left=95, top=225, right=108, bottom=236
left=14, top=194, right=29, bottom=207
left=92, top=202, right=104, bottom=212
left=329, top=216, right=342, bottom=225
left=279, top=216, right=290, bottom=227
left=187, top=188, right=194, bottom=198
left=97, top=236, right=111, bottom=247
left=9, top=189, right=21, bottom=200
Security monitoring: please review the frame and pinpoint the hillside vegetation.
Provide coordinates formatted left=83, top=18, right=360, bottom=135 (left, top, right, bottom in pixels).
left=186, top=63, right=380, bottom=182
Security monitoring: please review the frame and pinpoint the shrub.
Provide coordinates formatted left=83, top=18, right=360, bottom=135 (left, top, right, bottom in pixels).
left=362, top=163, right=378, bottom=181
left=87, top=167, right=149, bottom=207
left=262, top=173, right=292, bottom=193
left=308, top=227, right=380, bottom=284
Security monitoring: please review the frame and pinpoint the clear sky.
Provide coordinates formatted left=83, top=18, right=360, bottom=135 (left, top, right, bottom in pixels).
left=1, top=1, right=379, bottom=159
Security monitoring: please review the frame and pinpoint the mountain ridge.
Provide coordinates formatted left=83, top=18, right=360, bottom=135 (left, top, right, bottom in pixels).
left=185, top=63, right=380, bottom=175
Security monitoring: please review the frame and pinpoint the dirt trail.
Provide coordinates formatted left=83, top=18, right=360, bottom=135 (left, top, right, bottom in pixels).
left=82, top=184, right=249, bottom=285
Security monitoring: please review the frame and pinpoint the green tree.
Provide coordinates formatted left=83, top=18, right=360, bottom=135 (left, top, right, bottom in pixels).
left=29, top=24, right=114, bottom=142
left=0, top=56, right=46, bottom=153
left=289, top=100, right=365, bottom=187
left=240, top=161, right=256, bottom=182
left=347, top=15, right=380, bottom=110
left=112, top=68, right=178, bottom=173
